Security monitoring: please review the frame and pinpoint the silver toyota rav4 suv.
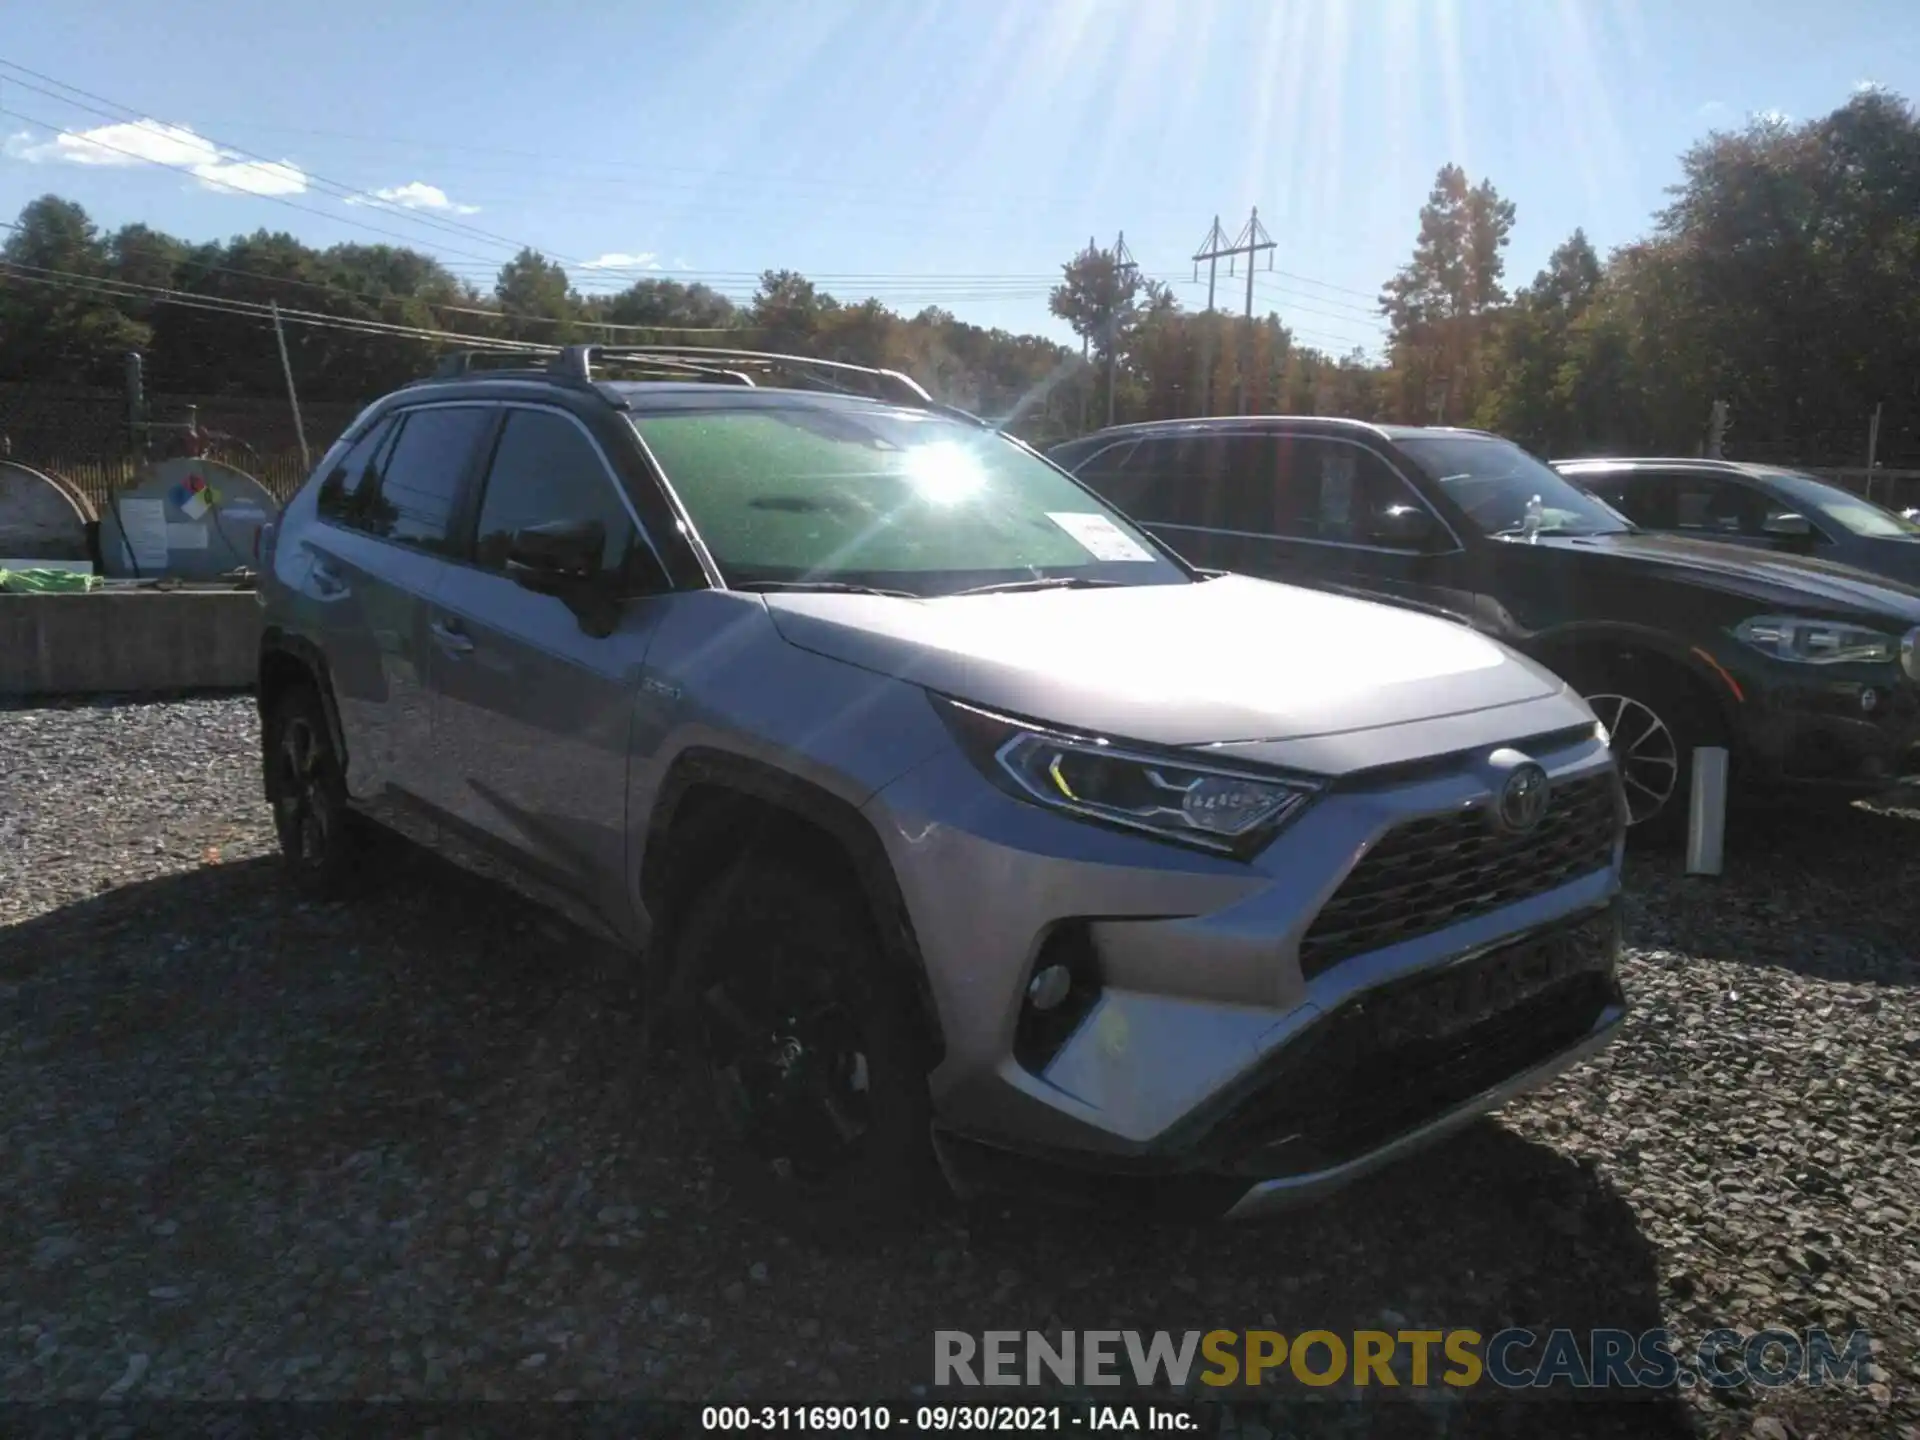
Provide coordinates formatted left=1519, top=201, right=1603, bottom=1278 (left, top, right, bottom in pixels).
left=256, top=345, right=1628, bottom=1229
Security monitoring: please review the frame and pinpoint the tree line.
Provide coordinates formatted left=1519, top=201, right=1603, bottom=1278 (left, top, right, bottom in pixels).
left=3, top=85, right=1915, bottom=463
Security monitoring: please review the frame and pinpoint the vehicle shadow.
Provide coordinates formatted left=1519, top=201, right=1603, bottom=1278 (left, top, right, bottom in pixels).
left=4, top=848, right=1688, bottom=1434
left=1622, top=795, right=1920, bottom=987
left=898, top=1123, right=1694, bottom=1438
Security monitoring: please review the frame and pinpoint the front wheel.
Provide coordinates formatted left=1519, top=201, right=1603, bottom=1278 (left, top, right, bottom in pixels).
left=1575, top=664, right=1721, bottom=838
left=671, top=857, right=939, bottom=1240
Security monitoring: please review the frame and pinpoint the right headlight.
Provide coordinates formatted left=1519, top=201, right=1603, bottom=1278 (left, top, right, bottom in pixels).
left=1732, top=614, right=1900, bottom=667
left=931, top=695, right=1321, bottom=857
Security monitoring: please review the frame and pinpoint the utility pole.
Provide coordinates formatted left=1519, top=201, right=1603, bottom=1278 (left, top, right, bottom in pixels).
left=271, top=300, right=311, bottom=474
left=1706, top=399, right=1730, bottom=460
left=1077, top=234, right=1094, bottom=435
left=1107, top=230, right=1138, bottom=428
left=1866, top=401, right=1884, bottom=501
left=1193, top=207, right=1276, bottom=416
left=1191, top=216, right=1228, bottom=415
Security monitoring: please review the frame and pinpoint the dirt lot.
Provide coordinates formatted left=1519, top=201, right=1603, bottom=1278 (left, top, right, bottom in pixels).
left=2, top=696, right=1916, bottom=1437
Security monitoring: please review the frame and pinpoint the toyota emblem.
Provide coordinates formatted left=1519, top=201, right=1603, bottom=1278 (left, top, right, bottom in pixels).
left=1495, top=762, right=1551, bottom=834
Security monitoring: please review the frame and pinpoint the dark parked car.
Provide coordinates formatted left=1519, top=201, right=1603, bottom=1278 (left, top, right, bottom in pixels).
left=1555, top=457, right=1920, bottom=589
left=1051, top=419, right=1920, bottom=832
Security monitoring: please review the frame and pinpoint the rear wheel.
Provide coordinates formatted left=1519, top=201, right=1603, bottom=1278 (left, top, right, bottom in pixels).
left=264, top=682, right=366, bottom=899
left=672, top=856, right=939, bottom=1239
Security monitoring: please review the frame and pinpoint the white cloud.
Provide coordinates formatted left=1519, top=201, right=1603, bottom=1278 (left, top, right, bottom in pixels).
left=1696, top=100, right=1731, bottom=124
left=3, top=117, right=308, bottom=197
left=1755, top=107, right=1792, bottom=127
left=1854, top=79, right=1887, bottom=95
left=580, top=252, right=662, bottom=271
left=193, top=156, right=308, bottom=197
left=349, top=181, right=481, bottom=215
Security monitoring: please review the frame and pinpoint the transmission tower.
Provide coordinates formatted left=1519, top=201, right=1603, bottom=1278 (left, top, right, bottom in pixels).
left=1194, top=207, right=1276, bottom=415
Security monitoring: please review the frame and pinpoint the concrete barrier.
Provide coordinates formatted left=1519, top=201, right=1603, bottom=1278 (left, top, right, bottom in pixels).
left=0, top=590, right=260, bottom=697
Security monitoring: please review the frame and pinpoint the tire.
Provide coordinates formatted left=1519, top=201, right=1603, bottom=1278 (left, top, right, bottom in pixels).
left=670, top=855, right=940, bottom=1240
left=1569, top=658, right=1722, bottom=842
left=263, top=681, right=366, bottom=900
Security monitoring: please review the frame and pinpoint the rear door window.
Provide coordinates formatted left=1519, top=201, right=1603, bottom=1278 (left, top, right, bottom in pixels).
left=1672, top=475, right=1774, bottom=537
left=1111, top=436, right=1221, bottom=528
left=315, top=418, right=397, bottom=531
left=1580, top=472, right=1676, bottom=529
left=1210, top=435, right=1283, bottom=534
left=367, top=406, right=493, bottom=553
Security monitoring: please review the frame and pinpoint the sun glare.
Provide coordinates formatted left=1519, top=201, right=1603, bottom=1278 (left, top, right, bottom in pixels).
left=902, top=442, right=987, bottom=505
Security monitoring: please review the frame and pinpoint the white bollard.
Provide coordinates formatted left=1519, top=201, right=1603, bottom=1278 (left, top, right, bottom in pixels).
left=1686, top=746, right=1729, bottom=876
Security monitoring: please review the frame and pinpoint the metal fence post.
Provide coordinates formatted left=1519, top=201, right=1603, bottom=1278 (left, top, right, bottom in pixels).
left=1686, top=747, right=1729, bottom=876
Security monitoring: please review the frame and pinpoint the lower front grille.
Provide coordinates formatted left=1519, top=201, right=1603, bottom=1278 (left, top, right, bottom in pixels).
left=1205, top=911, right=1622, bottom=1178
left=1298, top=771, right=1621, bottom=978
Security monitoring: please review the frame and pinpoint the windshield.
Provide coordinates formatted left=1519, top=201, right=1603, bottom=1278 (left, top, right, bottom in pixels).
left=629, top=404, right=1191, bottom=596
left=1761, top=471, right=1920, bottom=539
left=1398, top=435, right=1633, bottom=538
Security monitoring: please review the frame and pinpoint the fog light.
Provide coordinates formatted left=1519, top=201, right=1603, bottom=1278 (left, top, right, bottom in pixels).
left=1027, top=964, right=1073, bottom=1012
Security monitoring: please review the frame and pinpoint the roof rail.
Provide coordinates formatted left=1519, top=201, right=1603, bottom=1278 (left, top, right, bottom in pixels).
left=429, top=348, right=558, bottom=380
left=549, top=344, right=936, bottom=408
left=546, top=350, right=760, bottom=388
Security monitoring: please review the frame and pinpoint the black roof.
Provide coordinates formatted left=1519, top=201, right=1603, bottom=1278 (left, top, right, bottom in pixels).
left=1552, top=457, right=1822, bottom=481
left=1052, top=416, right=1503, bottom=449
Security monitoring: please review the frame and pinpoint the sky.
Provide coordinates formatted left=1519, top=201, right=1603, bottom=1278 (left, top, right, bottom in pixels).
left=2, top=0, right=1915, bottom=358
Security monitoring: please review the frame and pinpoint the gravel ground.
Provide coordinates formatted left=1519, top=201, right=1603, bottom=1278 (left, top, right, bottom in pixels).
left=2, top=696, right=1916, bottom=1438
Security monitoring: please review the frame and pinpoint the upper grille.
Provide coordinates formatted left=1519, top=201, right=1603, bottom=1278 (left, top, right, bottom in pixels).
left=1298, top=771, right=1620, bottom=978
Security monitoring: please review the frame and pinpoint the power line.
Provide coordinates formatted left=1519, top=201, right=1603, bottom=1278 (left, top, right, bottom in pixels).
left=0, top=61, right=1393, bottom=318
left=0, top=218, right=744, bottom=333
left=0, top=101, right=514, bottom=267
left=0, top=62, right=566, bottom=265
left=0, top=263, right=548, bottom=350
left=1250, top=278, right=1382, bottom=321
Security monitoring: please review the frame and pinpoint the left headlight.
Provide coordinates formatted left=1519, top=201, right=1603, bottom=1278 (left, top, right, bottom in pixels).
left=932, top=695, right=1320, bottom=857
left=1733, top=614, right=1899, bottom=666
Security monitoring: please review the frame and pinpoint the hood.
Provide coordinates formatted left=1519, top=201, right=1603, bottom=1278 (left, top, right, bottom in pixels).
left=1841, top=535, right=1920, bottom=589
left=760, top=573, right=1564, bottom=747
left=1534, top=532, right=1920, bottom=621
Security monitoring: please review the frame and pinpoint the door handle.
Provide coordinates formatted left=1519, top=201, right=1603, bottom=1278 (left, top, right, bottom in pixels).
left=429, top=618, right=475, bottom=656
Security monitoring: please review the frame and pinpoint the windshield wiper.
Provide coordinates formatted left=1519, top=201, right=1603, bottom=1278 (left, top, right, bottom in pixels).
left=1490, top=523, right=1627, bottom=539
left=731, top=579, right=922, bottom=598
left=947, top=576, right=1131, bottom=596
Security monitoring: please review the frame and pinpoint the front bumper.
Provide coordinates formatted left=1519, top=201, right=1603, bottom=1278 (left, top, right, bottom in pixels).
left=863, top=718, right=1625, bottom=1206
left=1735, top=665, right=1920, bottom=792
left=925, top=905, right=1624, bottom=1218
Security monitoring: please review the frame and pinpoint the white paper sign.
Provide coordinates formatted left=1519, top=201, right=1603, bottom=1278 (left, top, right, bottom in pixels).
left=1045, top=511, right=1156, bottom=562
left=165, top=523, right=210, bottom=550
left=118, top=497, right=170, bottom=572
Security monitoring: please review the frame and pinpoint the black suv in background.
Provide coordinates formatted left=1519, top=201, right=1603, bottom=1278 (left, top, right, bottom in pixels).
left=1051, top=419, right=1920, bottom=832
left=1554, top=457, right=1920, bottom=590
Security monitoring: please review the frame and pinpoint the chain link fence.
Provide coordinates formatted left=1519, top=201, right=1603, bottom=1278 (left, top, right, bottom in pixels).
left=0, top=382, right=364, bottom=509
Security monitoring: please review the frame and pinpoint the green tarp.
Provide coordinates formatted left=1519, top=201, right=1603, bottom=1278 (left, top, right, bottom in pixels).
left=0, top=568, right=102, bottom=593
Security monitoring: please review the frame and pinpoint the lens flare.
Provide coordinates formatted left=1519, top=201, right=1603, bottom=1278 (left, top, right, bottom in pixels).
left=903, top=441, right=986, bottom=504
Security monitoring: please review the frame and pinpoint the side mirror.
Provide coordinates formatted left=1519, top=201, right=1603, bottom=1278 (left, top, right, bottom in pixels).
left=1761, top=511, right=1813, bottom=539
left=505, top=519, right=606, bottom=594
left=1370, top=504, right=1444, bottom=551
